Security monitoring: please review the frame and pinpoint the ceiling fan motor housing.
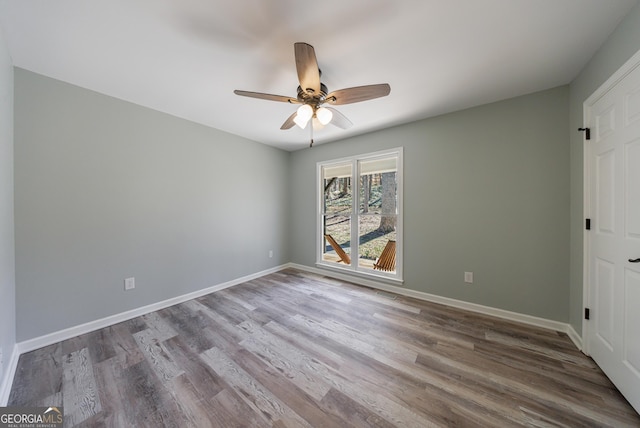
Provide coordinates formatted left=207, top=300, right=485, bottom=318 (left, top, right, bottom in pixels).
left=297, top=83, right=328, bottom=107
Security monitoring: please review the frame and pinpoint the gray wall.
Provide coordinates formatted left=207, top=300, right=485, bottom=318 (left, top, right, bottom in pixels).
left=14, top=69, right=290, bottom=341
left=290, top=86, right=570, bottom=322
left=569, top=2, right=640, bottom=335
left=0, top=29, right=15, bottom=385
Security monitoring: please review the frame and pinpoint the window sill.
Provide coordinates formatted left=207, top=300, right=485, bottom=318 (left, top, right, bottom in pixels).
left=315, top=262, right=404, bottom=286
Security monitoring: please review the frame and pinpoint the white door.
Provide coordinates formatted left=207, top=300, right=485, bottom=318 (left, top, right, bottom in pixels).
left=585, top=50, right=640, bottom=413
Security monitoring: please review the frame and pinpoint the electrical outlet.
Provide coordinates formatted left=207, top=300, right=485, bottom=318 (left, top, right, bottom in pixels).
left=269, top=250, right=273, bottom=258
left=464, top=272, right=474, bottom=284
left=124, top=277, right=135, bottom=291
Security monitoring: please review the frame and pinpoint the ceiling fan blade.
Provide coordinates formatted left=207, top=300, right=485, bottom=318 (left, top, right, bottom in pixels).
left=294, top=42, right=321, bottom=96
left=280, top=112, right=297, bottom=130
left=325, top=107, right=353, bottom=129
left=234, top=90, right=299, bottom=104
left=325, top=84, right=391, bottom=105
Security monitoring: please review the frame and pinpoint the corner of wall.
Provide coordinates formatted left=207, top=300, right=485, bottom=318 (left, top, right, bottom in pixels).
left=0, top=24, right=17, bottom=406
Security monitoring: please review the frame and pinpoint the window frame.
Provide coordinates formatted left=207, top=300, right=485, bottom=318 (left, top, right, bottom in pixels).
left=316, top=147, right=403, bottom=283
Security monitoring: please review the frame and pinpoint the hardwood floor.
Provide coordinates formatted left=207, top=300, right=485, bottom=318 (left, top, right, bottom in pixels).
left=9, top=269, right=640, bottom=427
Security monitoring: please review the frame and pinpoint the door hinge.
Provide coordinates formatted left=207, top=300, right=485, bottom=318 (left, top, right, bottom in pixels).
left=585, top=308, right=590, bottom=320
left=586, top=218, right=591, bottom=230
left=578, top=127, right=591, bottom=140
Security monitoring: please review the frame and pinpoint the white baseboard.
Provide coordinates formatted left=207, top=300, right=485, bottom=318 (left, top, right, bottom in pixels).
left=5, top=262, right=584, bottom=404
left=0, top=344, right=20, bottom=406
left=565, top=323, right=583, bottom=351
left=4, top=264, right=285, bottom=404
left=289, top=263, right=583, bottom=346
left=17, top=264, right=288, bottom=355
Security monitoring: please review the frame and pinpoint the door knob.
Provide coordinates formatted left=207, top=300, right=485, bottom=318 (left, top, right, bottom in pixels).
left=630, top=258, right=640, bottom=263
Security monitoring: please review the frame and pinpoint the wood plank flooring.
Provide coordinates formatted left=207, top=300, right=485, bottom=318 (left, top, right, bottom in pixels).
left=9, top=268, right=640, bottom=427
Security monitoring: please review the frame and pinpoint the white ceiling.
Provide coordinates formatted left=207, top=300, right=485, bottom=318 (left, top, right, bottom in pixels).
left=0, top=0, right=637, bottom=151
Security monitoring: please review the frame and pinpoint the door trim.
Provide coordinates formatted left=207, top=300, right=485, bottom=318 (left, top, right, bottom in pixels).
left=582, top=47, right=640, bottom=355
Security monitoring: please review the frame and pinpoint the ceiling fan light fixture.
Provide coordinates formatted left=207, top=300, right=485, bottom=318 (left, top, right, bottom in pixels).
left=294, top=104, right=313, bottom=128
left=293, top=115, right=308, bottom=129
left=312, top=117, right=325, bottom=130
left=316, top=107, right=333, bottom=125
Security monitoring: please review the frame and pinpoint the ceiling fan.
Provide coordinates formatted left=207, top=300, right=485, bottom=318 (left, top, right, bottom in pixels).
left=234, top=42, right=391, bottom=147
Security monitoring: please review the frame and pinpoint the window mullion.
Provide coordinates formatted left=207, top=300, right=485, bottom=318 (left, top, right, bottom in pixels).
left=351, top=159, right=359, bottom=270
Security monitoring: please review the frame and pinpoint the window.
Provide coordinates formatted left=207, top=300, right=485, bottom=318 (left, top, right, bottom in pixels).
left=317, top=148, right=402, bottom=281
